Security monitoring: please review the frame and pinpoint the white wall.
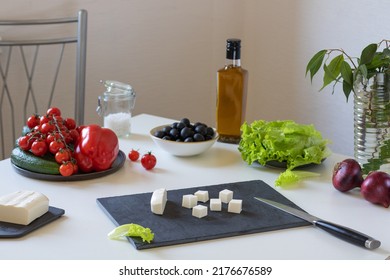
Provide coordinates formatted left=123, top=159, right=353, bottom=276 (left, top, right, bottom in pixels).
left=2, top=0, right=390, bottom=158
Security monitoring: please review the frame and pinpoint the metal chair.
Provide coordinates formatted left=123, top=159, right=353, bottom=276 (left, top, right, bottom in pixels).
left=0, top=9, right=87, bottom=159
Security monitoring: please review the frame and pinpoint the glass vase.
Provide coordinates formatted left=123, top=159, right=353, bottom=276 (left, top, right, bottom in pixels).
left=354, top=72, right=390, bottom=174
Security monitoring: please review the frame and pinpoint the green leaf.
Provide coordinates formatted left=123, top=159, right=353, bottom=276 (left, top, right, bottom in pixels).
left=306, top=50, right=327, bottom=81
left=366, top=53, right=386, bottom=70
left=275, top=170, right=320, bottom=187
left=382, top=48, right=390, bottom=57
left=358, top=64, right=368, bottom=78
left=340, top=61, right=353, bottom=85
left=342, top=80, right=353, bottom=101
left=108, top=223, right=154, bottom=243
left=321, top=54, right=344, bottom=90
left=360, top=43, right=377, bottom=65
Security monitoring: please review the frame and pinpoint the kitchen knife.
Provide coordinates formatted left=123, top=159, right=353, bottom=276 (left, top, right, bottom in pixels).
left=254, top=197, right=381, bottom=250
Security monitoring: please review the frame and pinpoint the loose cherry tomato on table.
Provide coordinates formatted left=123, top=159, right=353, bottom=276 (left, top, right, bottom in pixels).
left=128, top=149, right=140, bottom=161
left=141, top=152, right=157, bottom=170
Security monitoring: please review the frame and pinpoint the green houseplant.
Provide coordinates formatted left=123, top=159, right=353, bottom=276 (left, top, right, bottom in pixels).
left=306, top=40, right=390, bottom=174
left=306, top=39, right=390, bottom=100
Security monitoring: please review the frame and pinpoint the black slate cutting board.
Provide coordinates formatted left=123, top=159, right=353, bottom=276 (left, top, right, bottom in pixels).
left=0, top=206, right=65, bottom=238
left=97, top=180, right=310, bottom=250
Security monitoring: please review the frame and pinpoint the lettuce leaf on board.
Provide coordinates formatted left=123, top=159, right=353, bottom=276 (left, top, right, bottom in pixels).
left=108, top=223, right=154, bottom=243
left=238, top=120, right=331, bottom=186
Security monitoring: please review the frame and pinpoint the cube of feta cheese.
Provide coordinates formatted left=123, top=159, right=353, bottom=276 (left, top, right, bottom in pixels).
left=228, top=199, right=242, bottom=214
left=219, top=189, right=233, bottom=203
left=182, top=194, right=198, bottom=209
left=150, top=188, right=167, bottom=215
left=192, top=205, right=208, bottom=218
left=194, top=190, right=209, bottom=203
left=0, top=190, right=49, bottom=225
left=209, top=198, right=222, bottom=211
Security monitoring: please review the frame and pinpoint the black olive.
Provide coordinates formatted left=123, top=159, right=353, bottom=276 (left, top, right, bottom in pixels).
left=195, top=125, right=207, bottom=136
left=193, top=133, right=205, bottom=142
left=180, top=118, right=191, bottom=127
left=154, top=130, right=165, bottom=138
left=180, top=127, right=194, bottom=139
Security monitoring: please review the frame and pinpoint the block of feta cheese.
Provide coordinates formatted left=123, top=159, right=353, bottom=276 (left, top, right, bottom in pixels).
left=209, top=198, right=222, bottom=211
left=194, top=190, right=209, bottom=203
left=192, top=205, right=208, bottom=218
left=0, top=190, right=49, bottom=225
left=150, top=188, right=167, bottom=215
left=182, top=194, right=198, bottom=209
left=228, top=199, right=242, bottom=214
left=219, top=189, right=233, bottom=203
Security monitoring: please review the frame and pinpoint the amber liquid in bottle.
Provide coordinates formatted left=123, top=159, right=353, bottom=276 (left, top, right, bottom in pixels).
left=216, top=39, right=248, bottom=144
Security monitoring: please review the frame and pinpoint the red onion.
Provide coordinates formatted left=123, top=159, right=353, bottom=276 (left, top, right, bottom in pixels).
left=332, top=159, right=364, bottom=192
left=361, top=171, right=390, bottom=208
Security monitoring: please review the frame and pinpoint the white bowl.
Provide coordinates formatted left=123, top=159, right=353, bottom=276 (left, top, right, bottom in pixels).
left=150, top=124, right=219, bottom=156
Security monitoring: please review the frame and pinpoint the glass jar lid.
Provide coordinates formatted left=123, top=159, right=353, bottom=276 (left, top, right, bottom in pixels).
left=103, top=80, right=135, bottom=96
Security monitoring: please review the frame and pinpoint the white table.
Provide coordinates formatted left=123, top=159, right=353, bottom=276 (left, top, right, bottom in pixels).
left=0, top=114, right=389, bottom=260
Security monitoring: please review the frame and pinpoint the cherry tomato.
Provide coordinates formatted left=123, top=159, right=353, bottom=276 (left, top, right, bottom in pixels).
left=128, top=149, right=140, bottom=161
left=40, top=115, right=50, bottom=125
left=141, top=152, right=157, bottom=170
left=55, top=149, right=71, bottom=164
left=64, top=118, right=76, bottom=130
left=69, top=129, right=80, bottom=144
left=72, top=160, right=79, bottom=174
left=40, top=122, right=55, bottom=134
left=59, top=161, right=74, bottom=177
left=49, top=140, right=65, bottom=154
left=47, top=107, right=61, bottom=117
left=27, top=115, right=40, bottom=129
left=53, top=115, right=63, bottom=125
left=18, top=135, right=32, bottom=151
left=30, top=139, right=48, bottom=157
left=46, top=132, right=58, bottom=145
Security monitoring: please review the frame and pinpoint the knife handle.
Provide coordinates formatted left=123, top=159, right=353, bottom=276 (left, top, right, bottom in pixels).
left=314, top=220, right=381, bottom=250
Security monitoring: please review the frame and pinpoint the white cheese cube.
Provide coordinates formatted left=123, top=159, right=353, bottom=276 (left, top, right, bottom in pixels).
left=228, top=199, right=242, bottom=214
left=194, top=190, right=209, bottom=203
left=150, top=188, right=167, bottom=215
left=219, top=189, right=233, bottom=203
left=0, top=190, right=49, bottom=225
left=192, top=205, right=208, bottom=218
left=182, top=194, right=198, bottom=209
left=209, top=198, right=222, bottom=211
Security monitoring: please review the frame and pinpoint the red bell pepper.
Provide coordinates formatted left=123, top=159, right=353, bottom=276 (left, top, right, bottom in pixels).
left=74, top=125, right=119, bottom=172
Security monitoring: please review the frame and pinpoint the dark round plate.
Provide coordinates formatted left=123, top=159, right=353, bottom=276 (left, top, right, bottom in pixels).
left=264, top=158, right=326, bottom=169
left=11, top=150, right=126, bottom=181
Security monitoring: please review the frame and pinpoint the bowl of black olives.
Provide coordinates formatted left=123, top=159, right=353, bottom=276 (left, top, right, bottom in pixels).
left=150, top=118, right=219, bottom=156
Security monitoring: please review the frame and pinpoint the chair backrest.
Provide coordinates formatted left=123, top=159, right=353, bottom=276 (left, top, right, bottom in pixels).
left=0, top=9, right=87, bottom=160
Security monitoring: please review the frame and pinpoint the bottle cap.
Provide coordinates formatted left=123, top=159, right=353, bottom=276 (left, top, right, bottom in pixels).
left=226, top=38, right=241, bottom=60
left=104, top=80, right=133, bottom=93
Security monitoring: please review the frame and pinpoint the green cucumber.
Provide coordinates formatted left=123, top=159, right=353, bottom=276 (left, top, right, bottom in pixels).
left=11, top=147, right=60, bottom=175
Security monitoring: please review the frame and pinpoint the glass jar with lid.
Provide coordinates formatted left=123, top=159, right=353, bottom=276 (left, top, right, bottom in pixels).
left=97, top=80, right=136, bottom=137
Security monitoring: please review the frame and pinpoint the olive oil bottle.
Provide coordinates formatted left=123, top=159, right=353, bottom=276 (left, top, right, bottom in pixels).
left=216, top=38, right=248, bottom=144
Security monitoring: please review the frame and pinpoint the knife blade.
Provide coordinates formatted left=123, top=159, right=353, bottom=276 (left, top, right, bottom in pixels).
left=254, top=197, right=381, bottom=250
